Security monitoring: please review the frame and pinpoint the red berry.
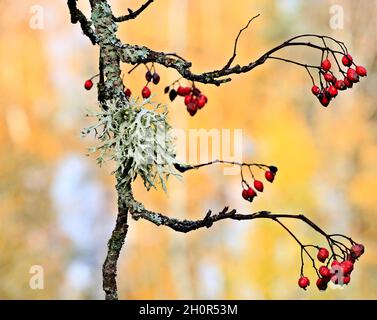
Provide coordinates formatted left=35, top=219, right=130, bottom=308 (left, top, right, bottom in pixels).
left=142, top=86, right=151, bottom=99
left=324, top=73, right=334, bottom=82
left=319, top=95, right=330, bottom=107
left=316, top=278, right=328, bottom=291
left=177, top=86, right=185, bottom=96
left=242, top=187, right=257, bottom=202
left=351, top=243, right=365, bottom=258
left=125, top=88, right=132, bottom=98
left=343, top=77, right=353, bottom=88
left=186, top=102, right=198, bottom=116
left=346, top=253, right=356, bottom=263
left=246, top=187, right=257, bottom=199
left=298, top=276, right=310, bottom=290
left=84, top=79, right=93, bottom=90
left=311, top=85, right=320, bottom=96
left=347, top=68, right=359, bottom=83
left=331, top=260, right=342, bottom=275
left=265, top=171, right=275, bottom=183
left=342, top=54, right=353, bottom=67
left=319, top=266, right=332, bottom=278
left=321, top=59, right=331, bottom=71
left=327, top=85, right=338, bottom=97
left=197, top=94, right=207, bottom=109
left=356, top=65, right=367, bottom=77
left=253, top=180, right=264, bottom=192
left=192, top=87, right=201, bottom=96
left=343, top=275, right=351, bottom=285
left=317, top=248, right=329, bottom=262
left=183, top=87, right=192, bottom=95
left=184, top=94, right=193, bottom=106
left=145, top=71, right=152, bottom=82
left=177, top=86, right=190, bottom=96
left=341, top=260, right=354, bottom=275
left=335, top=80, right=346, bottom=91
left=152, top=72, right=160, bottom=84
left=333, top=275, right=348, bottom=286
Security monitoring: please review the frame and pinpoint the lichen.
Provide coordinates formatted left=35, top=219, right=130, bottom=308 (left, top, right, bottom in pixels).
left=82, top=98, right=180, bottom=192
left=121, top=46, right=149, bottom=64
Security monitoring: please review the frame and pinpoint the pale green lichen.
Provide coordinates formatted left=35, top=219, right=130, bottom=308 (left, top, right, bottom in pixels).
left=82, top=98, right=180, bottom=192
left=91, top=1, right=124, bottom=98
left=120, top=45, right=149, bottom=64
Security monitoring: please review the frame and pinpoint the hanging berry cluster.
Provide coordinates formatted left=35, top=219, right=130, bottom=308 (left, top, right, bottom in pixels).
left=125, top=65, right=161, bottom=99
left=140, top=65, right=160, bottom=99
left=298, top=240, right=365, bottom=291
left=164, top=81, right=208, bottom=116
left=241, top=164, right=278, bottom=203
left=310, top=53, right=367, bottom=107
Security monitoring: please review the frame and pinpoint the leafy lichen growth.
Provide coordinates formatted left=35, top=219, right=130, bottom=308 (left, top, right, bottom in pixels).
left=82, top=98, right=180, bottom=192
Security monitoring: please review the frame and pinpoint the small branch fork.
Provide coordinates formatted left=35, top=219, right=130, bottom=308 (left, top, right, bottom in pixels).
left=113, top=0, right=154, bottom=22
left=222, top=14, right=260, bottom=70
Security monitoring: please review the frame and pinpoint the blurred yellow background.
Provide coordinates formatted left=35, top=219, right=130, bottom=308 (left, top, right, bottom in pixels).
left=0, top=0, right=376, bottom=299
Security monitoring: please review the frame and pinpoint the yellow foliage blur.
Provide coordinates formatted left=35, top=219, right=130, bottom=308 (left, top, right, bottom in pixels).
left=0, top=0, right=376, bottom=299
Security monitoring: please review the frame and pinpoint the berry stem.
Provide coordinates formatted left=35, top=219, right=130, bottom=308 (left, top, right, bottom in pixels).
left=90, top=73, right=100, bottom=80
left=328, top=234, right=356, bottom=244
left=127, top=63, right=141, bottom=74
left=268, top=56, right=320, bottom=69
left=247, top=165, right=256, bottom=180
left=272, top=218, right=320, bottom=277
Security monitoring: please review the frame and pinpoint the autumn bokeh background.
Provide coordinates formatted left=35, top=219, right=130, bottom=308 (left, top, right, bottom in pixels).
left=1, top=0, right=376, bottom=299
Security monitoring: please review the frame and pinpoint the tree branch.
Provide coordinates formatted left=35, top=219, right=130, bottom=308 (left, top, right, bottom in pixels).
left=113, top=0, right=154, bottom=22
left=119, top=40, right=340, bottom=86
left=129, top=197, right=327, bottom=236
left=67, top=0, right=97, bottom=45
left=102, top=190, right=129, bottom=300
left=174, top=159, right=271, bottom=173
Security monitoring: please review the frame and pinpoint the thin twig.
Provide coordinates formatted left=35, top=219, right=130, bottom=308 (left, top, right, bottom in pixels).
left=113, top=0, right=154, bottom=22
left=223, top=14, right=260, bottom=70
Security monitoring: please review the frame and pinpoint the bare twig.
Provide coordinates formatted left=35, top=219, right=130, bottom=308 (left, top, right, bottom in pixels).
left=113, top=0, right=154, bottom=22
left=67, top=0, right=97, bottom=44
left=223, top=14, right=260, bottom=70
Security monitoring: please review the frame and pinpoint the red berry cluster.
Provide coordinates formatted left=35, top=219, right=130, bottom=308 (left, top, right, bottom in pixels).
left=298, top=243, right=365, bottom=291
left=311, top=54, right=367, bottom=107
left=241, top=166, right=277, bottom=203
left=140, top=69, right=160, bottom=99
left=165, top=83, right=208, bottom=116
